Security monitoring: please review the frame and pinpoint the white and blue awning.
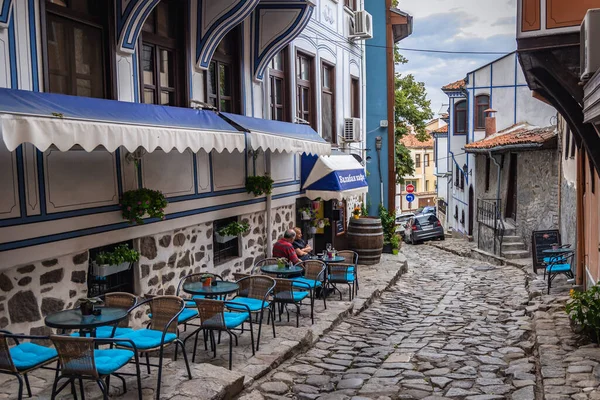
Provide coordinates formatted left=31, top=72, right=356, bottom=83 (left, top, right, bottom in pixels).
left=0, top=88, right=245, bottom=153
left=302, top=154, right=368, bottom=201
left=222, top=112, right=331, bottom=156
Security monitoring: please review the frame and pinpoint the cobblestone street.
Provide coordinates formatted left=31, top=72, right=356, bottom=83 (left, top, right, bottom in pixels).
left=244, top=244, right=534, bottom=400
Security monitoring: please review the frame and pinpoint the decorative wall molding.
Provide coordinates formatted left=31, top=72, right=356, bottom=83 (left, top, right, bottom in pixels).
left=0, top=0, right=12, bottom=29
left=195, top=0, right=260, bottom=70
left=141, top=150, right=195, bottom=198
left=116, top=0, right=161, bottom=54
left=0, top=139, right=19, bottom=219
left=252, top=0, right=315, bottom=81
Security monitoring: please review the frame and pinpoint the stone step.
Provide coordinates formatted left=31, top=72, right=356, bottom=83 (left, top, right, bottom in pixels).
left=501, top=249, right=530, bottom=260
left=502, top=235, right=523, bottom=243
left=502, top=241, right=527, bottom=251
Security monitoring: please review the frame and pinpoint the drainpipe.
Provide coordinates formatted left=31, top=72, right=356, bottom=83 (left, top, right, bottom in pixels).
left=266, top=151, right=273, bottom=257
left=376, top=136, right=383, bottom=206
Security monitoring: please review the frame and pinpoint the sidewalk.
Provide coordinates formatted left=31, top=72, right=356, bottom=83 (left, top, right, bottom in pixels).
left=0, top=254, right=408, bottom=400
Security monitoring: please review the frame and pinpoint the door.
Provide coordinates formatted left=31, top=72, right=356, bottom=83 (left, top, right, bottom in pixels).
left=505, top=153, right=518, bottom=220
left=584, top=152, right=600, bottom=285
left=468, top=186, right=474, bottom=236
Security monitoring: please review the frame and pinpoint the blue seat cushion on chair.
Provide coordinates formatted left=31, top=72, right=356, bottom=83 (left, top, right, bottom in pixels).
left=328, top=273, right=355, bottom=283
left=148, top=309, right=198, bottom=324
left=292, top=277, right=322, bottom=288
left=227, top=298, right=269, bottom=312
left=116, top=329, right=177, bottom=350
left=94, top=349, right=134, bottom=375
left=274, top=291, right=310, bottom=302
left=547, top=264, right=572, bottom=273
left=70, top=326, right=133, bottom=339
left=223, top=312, right=250, bottom=328
left=10, top=342, right=57, bottom=370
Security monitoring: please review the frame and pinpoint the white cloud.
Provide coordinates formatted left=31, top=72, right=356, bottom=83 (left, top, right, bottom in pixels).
left=394, top=0, right=517, bottom=114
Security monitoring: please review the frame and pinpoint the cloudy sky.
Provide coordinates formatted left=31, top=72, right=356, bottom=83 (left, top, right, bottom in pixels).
left=396, top=0, right=517, bottom=115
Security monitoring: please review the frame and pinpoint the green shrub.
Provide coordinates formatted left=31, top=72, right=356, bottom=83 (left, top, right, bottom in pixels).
left=95, top=244, right=140, bottom=266
left=566, top=285, right=600, bottom=342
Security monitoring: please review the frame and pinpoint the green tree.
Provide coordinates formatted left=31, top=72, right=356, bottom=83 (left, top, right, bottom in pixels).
left=393, top=51, right=433, bottom=184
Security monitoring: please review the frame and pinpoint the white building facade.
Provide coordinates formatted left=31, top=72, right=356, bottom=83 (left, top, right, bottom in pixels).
left=0, top=0, right=368, bottom=334
left=438, top=52, right=556, bottom=237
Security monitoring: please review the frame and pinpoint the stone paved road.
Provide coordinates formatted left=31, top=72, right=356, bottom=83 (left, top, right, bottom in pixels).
left=243, top=244, right=535, bottom=400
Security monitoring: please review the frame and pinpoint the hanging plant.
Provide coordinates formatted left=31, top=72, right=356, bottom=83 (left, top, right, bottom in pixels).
left=120, top=188, right=168, bottom=225
left=245, top=175, right=274, bottom=197
left=94, top=244, right=140, bottom=266
left=298, top=206, right=316, bottom=220
left=217, top=221, right=250, bottom=237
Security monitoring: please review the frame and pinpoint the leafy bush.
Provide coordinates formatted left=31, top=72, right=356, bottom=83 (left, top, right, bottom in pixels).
left=390, top=234, right=400, bottom=250
left=95, top=244, right=140, bottom=266
left=245, top=175, right=274, bottom=196
left=120, top=188, right=168, bottom=224
left=378, top=205, right=396, bottom=244
left=217, top=221, right=250, bottom=237
left=566, top=285, right=600, bottom=343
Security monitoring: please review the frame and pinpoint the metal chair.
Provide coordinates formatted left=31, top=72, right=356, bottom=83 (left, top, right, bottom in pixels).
left=328, top=264, right=356, bottom=301
left=293, top=260, right=327, bottom=319
left=335, top=250, right=359, bottom=293
left=50, top=335, right=142, bottom=400
left=70, top=292, right=138, bottom=339
left=543, top=244, right=572, bottom=279
left=115, top=296, right=192, bottom=400
left=547, top=252, right=575, bottom=294
left=0, top=331, right=58, bottom=400
left=183, top=299, right=254, bottom=370
left=272, top=278, right=312, bottom=326
left=227, top=275, right=275, bottom=351
left=253, top=258, right=282, bottom=273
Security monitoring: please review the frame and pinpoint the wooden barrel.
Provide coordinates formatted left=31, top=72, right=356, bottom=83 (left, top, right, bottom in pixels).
left=347, top=217, right=384, bottom=265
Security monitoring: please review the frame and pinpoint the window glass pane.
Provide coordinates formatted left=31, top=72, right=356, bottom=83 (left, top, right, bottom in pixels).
left=322, top=92, right=333, bottom=143
left=457, top=111, right=466, bottom=132
left=69, top=0, right=100, bottom=16
left=274, top=78, right=283, bottom=105
left=271, top=52, right=284, bottom=71
left=76, top=78, right=92, bottom=97
left=156, top=2, right=174, bottom=38
left=49, top=74, right=68, bottom=94
left=275, top=108, right=283, bottom=121
left=142, top=45, right=155, bottom=85
left=160, top=90, right=174, bottom=106
left=159, top=49, right=173, bottom=88
left=47, top=19, right=68, bottom=72
left=302, top=87, right=309, bottom=112
left=143, top=88, right=154, bottom=104
left=476, top=106, right=485, bottom=128
left=74, top=26, right=101, bottom=75
left=219, top=63, right=231, bottom=96
left=456, top=101, right=466, bottom=110
left=220, top=99, right=232, bottom=113
left=143, top=9, right=155, bottom=33
left=323, top=66, right=331, bottom=88
left=208, top=62, right=217, bottom=95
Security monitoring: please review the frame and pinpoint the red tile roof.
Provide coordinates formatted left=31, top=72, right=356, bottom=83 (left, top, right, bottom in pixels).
left=442, top=79, right=466, bottom=91
left=464, top=124, right=557, bottom=151
left=432, top=125, right=448, bottom=134
left=400, top=134, right=434, bottom=149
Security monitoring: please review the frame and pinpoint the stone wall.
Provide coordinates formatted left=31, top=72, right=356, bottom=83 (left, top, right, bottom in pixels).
left=271, top=204, right=295, bottom=241
left=0, top=251, right=89, bottom=335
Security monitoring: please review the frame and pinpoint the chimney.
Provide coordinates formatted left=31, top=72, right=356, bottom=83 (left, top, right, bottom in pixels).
left=485, top=109, right=497, bottom=137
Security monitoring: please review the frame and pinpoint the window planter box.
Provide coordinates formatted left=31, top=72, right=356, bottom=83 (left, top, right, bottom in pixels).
left=215, top=232, right=237, bottom=243
left=91, top=262, right=131, bottom=277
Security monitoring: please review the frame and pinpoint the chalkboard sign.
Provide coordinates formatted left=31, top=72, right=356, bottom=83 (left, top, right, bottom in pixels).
left=336, top=200, right=346, bottom=236
left=531, top=229, right=561, bottom=273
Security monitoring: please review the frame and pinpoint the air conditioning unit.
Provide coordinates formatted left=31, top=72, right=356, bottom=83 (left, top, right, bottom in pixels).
left=344, top=118, right=362, bottom=142
left=581, top=9, right=600, bottom=81
left=350, top=10, right=373, bottom=40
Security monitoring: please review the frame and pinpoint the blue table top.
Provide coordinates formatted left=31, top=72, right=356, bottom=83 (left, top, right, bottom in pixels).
left=542, top=248, right=574, bottom=254
left=182, top=280, right=239, bottom=296
left=45, top=307, right=128, bottom=330
left=260, top=264, right=304, bottom=276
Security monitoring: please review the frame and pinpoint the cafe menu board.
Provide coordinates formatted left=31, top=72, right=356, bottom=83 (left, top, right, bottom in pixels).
left=336, top=200, right=346, bottom=236
left=531, top=229, right=561, bottom=272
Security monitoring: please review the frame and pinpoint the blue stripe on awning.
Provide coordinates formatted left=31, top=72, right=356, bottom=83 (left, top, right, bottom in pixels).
left=305, top=168, right=368, bottom=192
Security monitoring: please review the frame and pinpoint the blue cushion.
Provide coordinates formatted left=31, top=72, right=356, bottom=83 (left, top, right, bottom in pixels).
left=70, top=326, right=133, bottom=339
left=10, top=342, right=57, bottom=370
left=223, top=312, right=250, bottom=328
left=547, top=263, right=572, bottom=273
left=348, top=265, right=356, bottom=272
left=328, top=273, right=355, bottom=282
left=274, top=291, right=309, bottom=302
left=116, top=329, right=177, bottom=350
left=292, top=277, right=322, bottom=289
left=94, top=349, right=133, bottom=375
left=149, top=308, right=198, bottom=324
left=227, top=298, right=269, bottom=312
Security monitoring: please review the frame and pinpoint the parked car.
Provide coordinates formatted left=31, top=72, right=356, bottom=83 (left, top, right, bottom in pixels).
left=404, top=214, right=445, bottom=244
left=395, top=212, right=415, bottom=238
left=417, top=206, right=436, bottom=215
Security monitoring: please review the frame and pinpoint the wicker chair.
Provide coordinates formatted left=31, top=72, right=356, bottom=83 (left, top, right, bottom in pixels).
left=253, top=258, right=282, bottom=274
left=50, top=335, right=142, bottom=400
left=0, top=331, right=58, bottom=400
left=272, top=278, right=312, bottom=326
left=335, top=250, right=359, bottom=293
left=328, top=264, right=356, bottom=301
left=183, top=299, right=254, bottom=370
left=293, top=260, right=327, bottom=314
left=70, top=292, right=138, bottom=339
left=115, top=296, right=192, bottom=400
left=226, top=275, right=275, bottom=351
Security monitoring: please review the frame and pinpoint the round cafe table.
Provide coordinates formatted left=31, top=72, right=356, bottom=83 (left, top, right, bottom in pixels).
left=317, top=255, right=346, bottom=264
left=45, top=307, right=129, bottom=337
left=182, top=280, right=239, bottom=298
left=260, top=264, right=304, bottom=278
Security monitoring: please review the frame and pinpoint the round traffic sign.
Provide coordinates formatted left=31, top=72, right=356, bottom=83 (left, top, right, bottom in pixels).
left=406, top=184, right=415, bottom=193
left=406, top=193, right=415, bottom=203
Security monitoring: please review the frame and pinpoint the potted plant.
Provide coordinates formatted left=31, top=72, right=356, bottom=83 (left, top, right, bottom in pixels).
left=215, top=221, right=250, bottom=243
left=353, top=204, right=361, bottom=219
left=317, top=218, right=331, bottom=229
left=390, top=234, right=401, bottom=255
left=276, top=258, right=288, bottom=270
left=78, top=298, right=101, bottom=316
left=201, top=274, right=213, bottom=287
left=566, top=285, right=600, bottom=343
left=92, top=244, right=140, bottom=277
left=309, top=226, right=318, bottom=234
left=120, top=188, right=168, bottom=225
left=299, top=206, right=314, bottom=221
left=245, top=175, right=274, bottom=197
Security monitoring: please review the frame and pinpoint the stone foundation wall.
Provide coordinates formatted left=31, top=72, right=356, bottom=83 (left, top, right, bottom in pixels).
left=0, top=252, right=89, bottom=335
left=271, top=204, right=295, bottom=241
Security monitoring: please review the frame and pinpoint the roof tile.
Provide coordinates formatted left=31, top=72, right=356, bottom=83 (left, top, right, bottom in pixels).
left=442, top=79, right=466, bottom=91
left=400, top=134, right=433, bottom=149
left=464, top=124, right=557, bottom=151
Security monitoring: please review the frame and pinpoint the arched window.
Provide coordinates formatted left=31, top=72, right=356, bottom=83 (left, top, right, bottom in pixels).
left=461, top=210, right=465, bottom=225
left=475, top=95, right=490, bottom=130
left=454, top=100, right=467, bottom=134
left=454, top=206, right=458, bottom=220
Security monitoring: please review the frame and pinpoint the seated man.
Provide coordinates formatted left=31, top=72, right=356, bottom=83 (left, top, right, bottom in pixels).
left=293, top=227, right=313, bottom=261
left=273, top=229, right=300, bottom=265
